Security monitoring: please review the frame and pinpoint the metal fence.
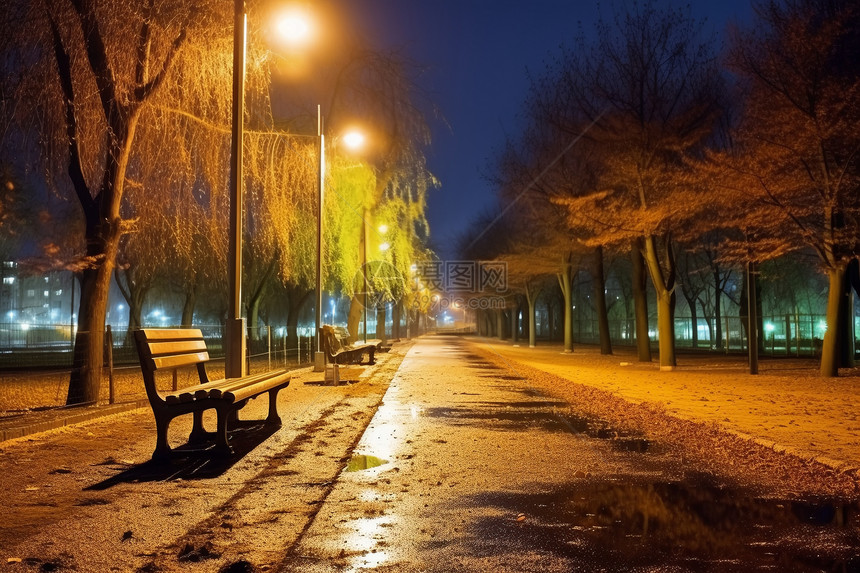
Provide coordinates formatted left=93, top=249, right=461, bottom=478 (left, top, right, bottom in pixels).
left=0, top=323, right=315, bottom=371
left=570, top=314, right=857, bottom=356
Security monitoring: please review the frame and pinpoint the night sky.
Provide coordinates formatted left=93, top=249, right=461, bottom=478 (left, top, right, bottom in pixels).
left=346, top=0, right=754, bottom=260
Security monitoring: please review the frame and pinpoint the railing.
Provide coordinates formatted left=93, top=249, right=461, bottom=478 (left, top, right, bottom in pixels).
left=0, top=323, right=314, bottom=371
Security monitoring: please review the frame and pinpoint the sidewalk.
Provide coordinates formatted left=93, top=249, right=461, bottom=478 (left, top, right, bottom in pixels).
left=0, top=335, right=858, bottom=572
left=469, top=337, right=860, bottom=473
left=0, top=344, right=410, bottom=572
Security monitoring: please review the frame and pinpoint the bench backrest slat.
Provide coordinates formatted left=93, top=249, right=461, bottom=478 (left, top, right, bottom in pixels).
left=135, top=329, right=213, bottom=405
left=150, top=351, right=210, bottom=371
left=140, top=328, right=205, bottom=341
left=147, top=339, right=208, bottom=357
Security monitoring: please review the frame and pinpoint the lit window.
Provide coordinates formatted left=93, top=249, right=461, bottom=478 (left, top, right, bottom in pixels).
left=2, top=277, right=13, bottom=285
left=3, top=261, right=14, bottom=268
left=55, top=289, right=63, bottom=296
left=26, top=289, right=35, bottom=297
left=44, top=290, right=50, bottom=297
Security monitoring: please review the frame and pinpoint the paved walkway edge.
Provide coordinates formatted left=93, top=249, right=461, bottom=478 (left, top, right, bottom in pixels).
left=1, top=400, right=149, bottom=443
left=723, top=428, right=860, bottom=476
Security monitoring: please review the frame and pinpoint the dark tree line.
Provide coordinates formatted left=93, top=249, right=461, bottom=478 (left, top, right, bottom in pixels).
left=467, top=0, right=860, bottom=376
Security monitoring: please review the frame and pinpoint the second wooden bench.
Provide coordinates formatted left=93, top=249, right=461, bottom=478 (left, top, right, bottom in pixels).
left=321, top=325, right=381, bottom=365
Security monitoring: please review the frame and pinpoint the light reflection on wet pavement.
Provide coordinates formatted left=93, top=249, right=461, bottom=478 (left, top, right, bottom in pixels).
left=279, top=336, right=860, bottom=572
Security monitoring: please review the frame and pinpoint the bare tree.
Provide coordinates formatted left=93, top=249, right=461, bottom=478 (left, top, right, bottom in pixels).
left=718, top=0, right=860, bottom=375
left=546, top=3, right=722, bottom=369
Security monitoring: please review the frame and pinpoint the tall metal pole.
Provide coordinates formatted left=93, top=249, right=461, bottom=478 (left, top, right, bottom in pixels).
left=226, top=0, right=247, bottom=378
left=314, top=106, right=326, bottom=371
left=747, top=260, right=759, bottom=375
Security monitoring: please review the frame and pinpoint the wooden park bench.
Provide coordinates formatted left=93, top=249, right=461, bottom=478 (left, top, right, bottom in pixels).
left=134, top=328, right=291, bottom=461
left=321, top=325, right=381, bottom=366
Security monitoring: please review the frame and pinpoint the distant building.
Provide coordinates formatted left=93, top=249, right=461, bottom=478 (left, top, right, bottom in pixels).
left=0, top=261, right=76, bottom=325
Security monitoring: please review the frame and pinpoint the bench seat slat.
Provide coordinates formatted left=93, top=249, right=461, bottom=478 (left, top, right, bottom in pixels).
left=182, top=370, right=289, bottom=400
left=221, top=372, right=292, bottom=403
left=162, top=369, right=290, bottom=404
left=163, top=384, right=212, bottom=404
left=204, top=370, right=291, bottom=399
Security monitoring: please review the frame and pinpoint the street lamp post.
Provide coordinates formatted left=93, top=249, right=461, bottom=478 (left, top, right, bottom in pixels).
left=228, top=4, right=313, bottom=377
left=314, top=107, right=326, bottom=371
left=227, top=0, right=247, bottom=379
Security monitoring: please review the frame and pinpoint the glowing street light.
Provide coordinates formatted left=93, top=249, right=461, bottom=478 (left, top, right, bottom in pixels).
left=275, top=8, right=313, bottom=46
left=342, top=130, right=366, bottom=150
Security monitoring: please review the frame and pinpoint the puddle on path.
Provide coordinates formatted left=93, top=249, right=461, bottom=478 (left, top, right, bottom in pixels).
left=424, top=400, right=652, bottom=453
left=472, top=478, right=860, bottom=571
left=344, top=454, right=388, bottom=472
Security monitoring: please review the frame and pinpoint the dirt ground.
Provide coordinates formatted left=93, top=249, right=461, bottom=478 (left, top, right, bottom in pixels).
left=467, top=339, right=860, bottom=499
left=470, top=340, right=860, bottom=473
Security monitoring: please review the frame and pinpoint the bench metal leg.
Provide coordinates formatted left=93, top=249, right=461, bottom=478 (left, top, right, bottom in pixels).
left=152, top=415, right=173, bottom=461
left=213, top=404, right=234, bottom=457
left=265, top=388, right=282, bottom=426
left=368, top=348, right=376, bottom=365
left=188, top=409, right=208, bottom=443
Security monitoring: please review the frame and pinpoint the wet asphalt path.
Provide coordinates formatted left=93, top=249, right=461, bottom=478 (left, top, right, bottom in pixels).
left=279, top=336, right=860, bottom=573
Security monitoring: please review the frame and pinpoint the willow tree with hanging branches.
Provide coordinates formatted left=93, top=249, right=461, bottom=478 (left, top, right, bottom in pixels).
left=0, top=0, right=327, bottom=404
left=0, top=0, right=233, bottom=404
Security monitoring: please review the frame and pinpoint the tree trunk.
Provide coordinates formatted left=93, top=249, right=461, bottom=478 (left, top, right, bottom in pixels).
left=558, top=259, right=573, bottom=353
left=511, top=298, right=520, bottom=343
left=347, top=211, right=369, bottom=341
left=114, top=265, right=149, bottom=336
left=521, top=302, right=530, bottom=342
left=247, top=258, right=277, bottom=341
left=837, top=259, right=857, bottom=368
left=820, top=262, right=849, bottom=376
left=375, top=305, right=386, bottom=343
left=683, top=293, right=699, bottom=349
left=746, top=261, right=760, bottom=375
left=526, top=282, right=540, bottom=348
left=392, top=301, right=402, bottom=340
left=181, top=279, right=198, bottom=328
left=68, top=253, right=117, bottom=405
left=643, top=235, right=676, bottom=368
left=592, top=246, right=612, bottom=355
left=68, top=119, right=142, bottom=405
left=631, top=240, right=652, bottom=362
left=286, top=287, right=313, bottom=353
left=713, top=268, right=723, bottom=350
left=56, top=4, right=185, bottom=405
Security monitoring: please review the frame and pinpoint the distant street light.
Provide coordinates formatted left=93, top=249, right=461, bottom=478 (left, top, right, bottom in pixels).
left=315, top=119, right=366, bottom=370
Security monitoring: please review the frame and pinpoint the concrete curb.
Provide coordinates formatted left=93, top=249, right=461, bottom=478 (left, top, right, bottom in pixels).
left=0, top=400, right=149, bottom=443
left=723, top=427, right=860, bottom=477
